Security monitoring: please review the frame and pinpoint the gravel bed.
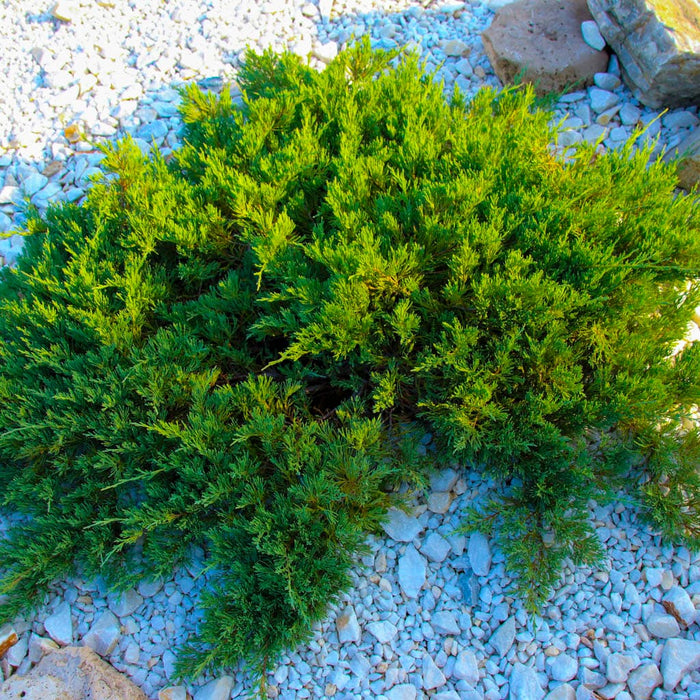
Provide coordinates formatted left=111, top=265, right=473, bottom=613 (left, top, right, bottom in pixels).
left=1, top=2, right=699, bottom=699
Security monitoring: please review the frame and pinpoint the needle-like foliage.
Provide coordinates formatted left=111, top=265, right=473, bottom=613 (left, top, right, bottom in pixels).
left=1, top=38, right=699, bottom=686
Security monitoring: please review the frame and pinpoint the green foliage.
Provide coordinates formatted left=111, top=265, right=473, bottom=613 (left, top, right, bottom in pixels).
left=1, top=37, right=700, bottom=685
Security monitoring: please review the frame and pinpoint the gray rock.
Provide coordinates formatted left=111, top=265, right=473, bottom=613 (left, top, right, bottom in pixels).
left=429, top=467, right=459, bottom=492
left=646, top=613, right=680, bottom=638
left=427, top=491, right=452, bottom=514
left=545, top=684, right=576, bottom=700
left=619, top=103, right=642, bottom=126
left=627, top=663, right=662, bottom=700
left=107, top=589, right=143, bottom=618
left=662, top=110, right=700, bottom=131
left=82, top=611, right=120, bottom=657
left=468, top=532, right=492, bottom=576
left=193, top=676, right=235, bottom=700
left=5, top=634, right=28, bottom=667
left=422, top=653, right=446, bottom=690
left=491, top=616, right=516, bottom=656
left=594, top=72, right=621, bottom=90
left=382, top=508, right=424, bottom=542
left=580, top=668, right=607, bottom=689
left=27, top=634, right=58, bottom=664
left=431, top=611, right=460, bottom=636
left=367, top=620, right=397, bottom=644
left=482, top=0, right=608, bottom=95
left=606, top=653, right=638, bottom=683
left=441, top=39, right=470, bottom=57
left=20, top=172, right=48, bottom=197
left=602, top=613, right=625, bottom=633
left=510, top=662, right=545, bottom=700
left=422, top=532, right=452, bottom=562
left=581, top=20, right=606, bottom=51
left=589, top=88, right=619, bottom=113
left=336, top=604, right=361, bottom=644
left=453, top=649, right=479, bottom=684
left=587, top=0, right=700, bottom=108
left=398, top=545, right=426, bottom=598
left=387, top=684, right=417, bottom=700
left=662, top=586, right=697, bottom=627
left=137, top=579, right=164, bottom=598
left=660, top=638, right=700, bottom=691
left=44, top=601, right=73, bottom=646
left=597, top=684, right=624, bottom=699
left=550, top=653, right=578, bottom=682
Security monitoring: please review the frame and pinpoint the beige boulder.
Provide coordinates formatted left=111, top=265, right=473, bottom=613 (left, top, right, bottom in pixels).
left=482, top=0, right=609, bottom=95
left=587, top=0, right=700, bottom=108
left=0, top=645, right=146, bottom=700
left=667, top=127, right=700, bottom=190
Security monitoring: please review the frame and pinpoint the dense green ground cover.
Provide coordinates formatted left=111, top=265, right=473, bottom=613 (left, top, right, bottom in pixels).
left=1, top=39, right=699, bottom=687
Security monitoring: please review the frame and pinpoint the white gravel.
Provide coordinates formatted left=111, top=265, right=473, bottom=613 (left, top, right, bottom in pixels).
left=1, top=1, right=700, bottom=699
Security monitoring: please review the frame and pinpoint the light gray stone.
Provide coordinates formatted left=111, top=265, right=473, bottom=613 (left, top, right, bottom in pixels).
left=382, top=508, right=424, bottom=542
left=387, top=684, right=417, bottom=700
left=468, top=532, right=492, bottom=576
left=491, top=616, right=516, bottom=656
left=602, top=613, right=625, bottom=633
left=545, top=684, right=576, bottom=700
left=550, top=653, right=578, bottom=682
left=627, top=663, right=662, bottom=700
left=422, top=653, right=446, bottom=690
left=660, top=638, right=700, bottom=691
left=27, top=634, right=58, bottom=664
left=398, top=545, right=426, bottom=598
left=107, top=588, right=143, bottom=618
left=510, top=662, right=545, bottom=700
left=594, top=72, right=622, bottom=90
left=367, top=620, right=397, bottom=644
left=336, top=604, right=361, bottom=644
left=21, top=172, right=48, bottom=197
left=427, top=491, right=452, bottom=514
left=662, top=110, right=700, bottom=131
left=82, top=611, right=120, bottom=657
left=587, top=0, right=700, bottom=108
left=581, top=20, right=606, bottom=50
left=589, top=88, right=620, bottom=113
left=619, top=103, right=642, bottom=125
left=44, top=601, right=73, bottom=646
left=429, top=468, right=459, bottom=492
left=193, top=676, right=234, bottom=700
left=432, top=611, right=461, bottom=636
left=5, top=634, right=28, bottom=667
left=422, top=532, right=452, bottom=562
left=606, top=653, right=638, bottom=683
left=441, top=39, right=469, bottom=57
left=662, top=586, right=697, bottom=626
left=453, top=649, right=479, bottom=684
left=137, top=579, right=164, bottom=598
left=646, top=613, right=681, bottom=638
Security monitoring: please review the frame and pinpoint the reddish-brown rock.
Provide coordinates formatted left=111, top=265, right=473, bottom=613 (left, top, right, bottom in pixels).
left=0, top=646, right=146, bottom=700
left=482, top=0, right=609, bottom=95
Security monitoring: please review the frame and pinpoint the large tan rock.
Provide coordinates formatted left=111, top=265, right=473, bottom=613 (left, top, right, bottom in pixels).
left=0, top=645, right=146, bottom=700
left=587, top=0, right=700, bottom=108
left=482, top=0, right=609, bottom=95
left=667, top=127, right=700, bottom=190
